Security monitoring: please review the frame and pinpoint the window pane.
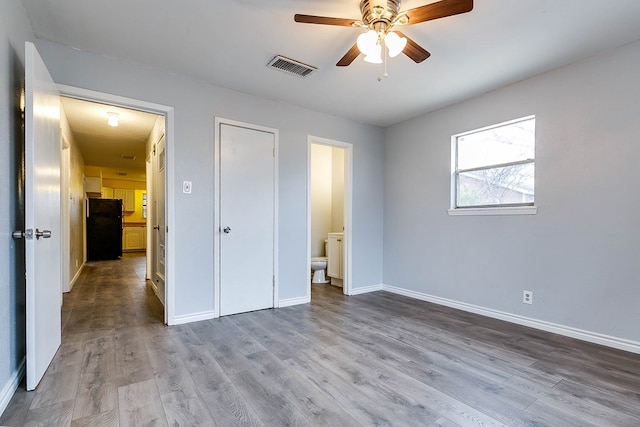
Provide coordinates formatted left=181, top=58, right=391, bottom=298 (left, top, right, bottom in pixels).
left=457, top=163, right=534, bottom=207
left=457, top=118, right=535, bottom=170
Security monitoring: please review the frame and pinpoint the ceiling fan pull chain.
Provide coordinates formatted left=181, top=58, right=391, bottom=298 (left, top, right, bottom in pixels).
left=383, top=42, right=389, bottom=78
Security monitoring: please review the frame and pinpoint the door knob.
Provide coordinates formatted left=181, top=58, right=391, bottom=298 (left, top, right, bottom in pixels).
left=153, top=225, right=160, bottom=230
left=35, top=229, right=52, bottom=240
left=223, top=226, right=231, bottom=234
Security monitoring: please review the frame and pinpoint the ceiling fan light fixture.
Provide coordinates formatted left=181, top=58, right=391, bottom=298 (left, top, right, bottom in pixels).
left=357, top=29, right=379, bottom=56
left=363, top=44, right=383, bottom=64
left=385, top=31, right=407, bottom=57
left=107, top=112, right=119, bottom=127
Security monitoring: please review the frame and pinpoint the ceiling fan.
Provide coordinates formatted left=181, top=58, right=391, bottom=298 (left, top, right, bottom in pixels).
left=294, top=0, right=473, bottom=66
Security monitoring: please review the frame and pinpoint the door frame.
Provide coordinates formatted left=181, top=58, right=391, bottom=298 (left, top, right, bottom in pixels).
left=213, top=117, right=279, bottom=318
left=57, top=84, right=176, bottom=325
left=307, top=135, right=353, bottom=297
left=61, top=137, right=70, bottom=295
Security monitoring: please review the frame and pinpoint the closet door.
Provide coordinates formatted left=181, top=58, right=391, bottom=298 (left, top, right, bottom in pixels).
left=219, top=123, right=275, bottom=316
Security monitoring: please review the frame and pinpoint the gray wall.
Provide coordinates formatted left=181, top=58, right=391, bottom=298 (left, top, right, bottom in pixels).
left=0, top=0, right=34, bottom=411
left=35, top=38, right=385, bottom=317
left=384, top=39, right=640, bottom=343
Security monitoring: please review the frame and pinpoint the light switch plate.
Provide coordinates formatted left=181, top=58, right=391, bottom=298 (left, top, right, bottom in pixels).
left=182, top=181, right=192, bottom=194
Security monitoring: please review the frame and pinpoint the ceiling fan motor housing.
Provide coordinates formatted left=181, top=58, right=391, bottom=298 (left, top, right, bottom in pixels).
left=360, top=0, right=401, bottom=28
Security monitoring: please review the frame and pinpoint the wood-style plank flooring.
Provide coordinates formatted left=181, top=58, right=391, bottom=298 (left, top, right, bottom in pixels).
left=2, top=253, right=640, bottom=426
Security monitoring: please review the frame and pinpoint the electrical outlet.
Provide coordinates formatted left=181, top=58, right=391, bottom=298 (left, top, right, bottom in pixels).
left=523, top=290, right=533, bottom=304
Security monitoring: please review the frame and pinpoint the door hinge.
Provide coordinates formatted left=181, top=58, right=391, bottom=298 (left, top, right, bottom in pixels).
left=273, top=275, right=275, bottom=287
left=12, top=229, right=33, bottom=240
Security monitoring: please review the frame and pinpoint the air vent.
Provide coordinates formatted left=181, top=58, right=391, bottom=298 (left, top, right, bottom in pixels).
left=120, top=154, right=136, bottom=160
left=267, top=55, right=316, bottom=78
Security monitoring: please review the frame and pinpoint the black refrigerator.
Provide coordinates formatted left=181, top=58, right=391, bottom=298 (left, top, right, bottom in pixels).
left=87, top=198, right=123, bottom=260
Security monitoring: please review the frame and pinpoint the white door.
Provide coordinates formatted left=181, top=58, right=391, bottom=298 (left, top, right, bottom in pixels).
left=153, top=135, right=166, bottom=304
left=219, top=123, right=275, bottom=316
left=145, top=157, right=153, bottom=281
left=24, top=41, right=61, bottom=391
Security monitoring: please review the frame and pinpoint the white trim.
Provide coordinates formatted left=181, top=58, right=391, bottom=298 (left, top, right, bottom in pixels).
left=349, top=284, right=383, bottom=295
left=213, top=118, right=221, bottom=318
left=273, top=129, right=280, bottom=309
left=279, top=296, right=311, bottom=308
left=0, top=358, right=25, bottom=417
left=68, top=263, right=84, bottom=291
left=172, top=310, right=216, bottom=326
left=383, top=284, right=640, bottom=355
left=56, top=84, right=176, bottom=326
left=447, top=206, right=537, bottom=216
left=214, top=118, right=279, bottom=318
left=454, top=115, right=536, bottom=139
left=450, top=115, right=536, bottom=214
left=60, top=143, right=70, bottom=294
left=307, top=136, right=353, bottom=298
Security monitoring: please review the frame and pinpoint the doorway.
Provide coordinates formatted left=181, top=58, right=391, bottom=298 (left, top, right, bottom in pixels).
left=57, top=84, right=174, bottom=324
left=307, top=136, right=353, bottom=299
left=214, top=118, right=279, bottom=317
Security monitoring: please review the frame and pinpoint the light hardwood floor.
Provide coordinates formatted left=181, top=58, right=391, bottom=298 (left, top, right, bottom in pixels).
left=2, top=254, right=640, bottom=426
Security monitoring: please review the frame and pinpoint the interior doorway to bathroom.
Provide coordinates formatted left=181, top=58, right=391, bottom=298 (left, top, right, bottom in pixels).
left=307, top=136, right=352, bottom=299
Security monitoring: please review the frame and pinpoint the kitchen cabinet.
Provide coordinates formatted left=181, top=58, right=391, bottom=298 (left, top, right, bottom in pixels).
left=123, top=226, right=147, bottom=251
left=101, top=187, right=114, bottom=199
left=84, top=176, right=102, bottom=193
left=114, top=188, right=136, bottom=212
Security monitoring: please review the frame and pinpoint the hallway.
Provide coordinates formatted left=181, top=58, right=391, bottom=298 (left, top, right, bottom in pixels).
left=1, top=254, right=164, bottom=425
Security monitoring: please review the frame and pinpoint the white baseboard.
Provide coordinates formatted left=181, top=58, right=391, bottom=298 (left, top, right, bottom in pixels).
left=0, top=357, right=25, bottom=417
left=383, top=284, right=640, bottom=355
left=171, top=310, right=216, bottom=325
left=349, top=284, right=383, bottom=295
left=279, top=296, right=310, bottom=308
left=68, top=263, right=84, bottom=292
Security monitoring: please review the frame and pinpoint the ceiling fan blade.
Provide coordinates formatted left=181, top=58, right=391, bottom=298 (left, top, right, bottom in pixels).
left=294, top=14, right=356, bottom=27
left=404, top=0, right=473, bottom=25
left=395, top=31, right=431, bottom=63
left=337, top=43, right=360, bottom=67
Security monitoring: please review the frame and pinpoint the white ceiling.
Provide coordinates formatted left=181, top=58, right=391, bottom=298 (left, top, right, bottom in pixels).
left=22, top=0, right=640, bottom=127
left=61, top=97, right=159, bottom=181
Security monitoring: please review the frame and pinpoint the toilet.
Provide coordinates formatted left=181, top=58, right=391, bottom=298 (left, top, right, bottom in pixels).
left=310, top=239, right=330, bottom=284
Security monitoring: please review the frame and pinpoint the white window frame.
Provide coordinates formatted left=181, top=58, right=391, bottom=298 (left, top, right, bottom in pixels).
left=449, top=116, right=537, bottom=216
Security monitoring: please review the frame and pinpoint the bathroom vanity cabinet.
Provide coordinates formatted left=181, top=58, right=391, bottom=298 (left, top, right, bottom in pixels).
left=327, top=232, right=344, bottom=282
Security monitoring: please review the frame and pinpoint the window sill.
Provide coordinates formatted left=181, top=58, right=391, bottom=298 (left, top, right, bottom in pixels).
left=447, top=206, right=537, bottom=216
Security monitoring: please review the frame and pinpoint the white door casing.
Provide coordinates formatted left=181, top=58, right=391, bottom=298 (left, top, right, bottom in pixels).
left=306, top=136, right=353, bottom=298
left=146, top=156, right=153, bottom=281
left=61, top=140, right=70, bottom=293
left=56, top=84, right=173, bottom=324
left=217, top=121, right=277, bottom=316
left=154, top=135, right=166, bottom=304
left=24, top=41, right=62, bottom=391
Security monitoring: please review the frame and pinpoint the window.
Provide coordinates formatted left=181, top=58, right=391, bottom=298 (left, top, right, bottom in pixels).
left=451, top=116, right=535, bottom=214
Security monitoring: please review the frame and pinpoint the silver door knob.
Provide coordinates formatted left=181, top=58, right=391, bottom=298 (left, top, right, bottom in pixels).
left=223, top=226, right=231, bottom=234
left=35, top=229, right=52, bottom=240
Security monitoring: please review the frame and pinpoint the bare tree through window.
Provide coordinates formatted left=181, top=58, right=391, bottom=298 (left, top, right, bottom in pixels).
left=454, top=117, right=535, bottom=208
